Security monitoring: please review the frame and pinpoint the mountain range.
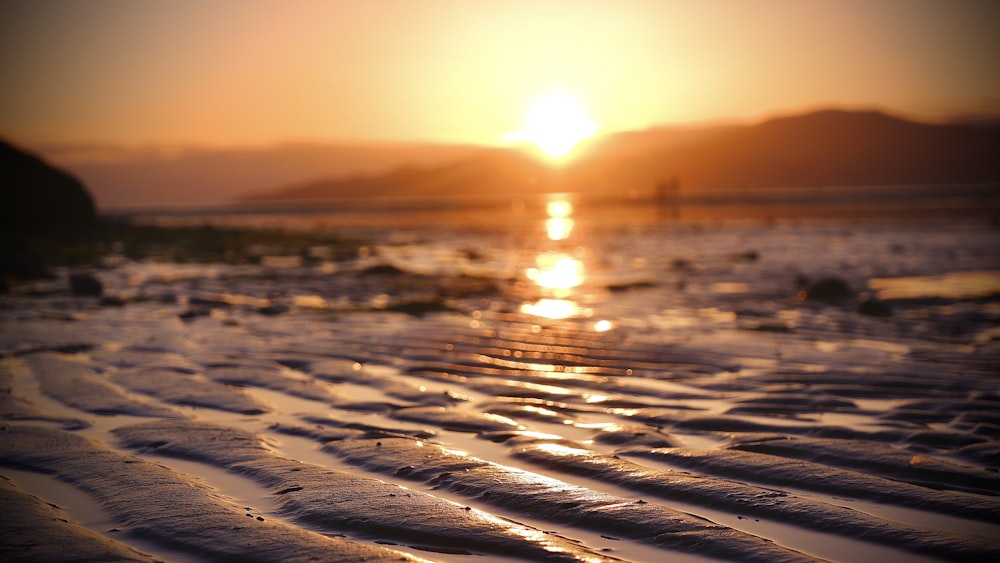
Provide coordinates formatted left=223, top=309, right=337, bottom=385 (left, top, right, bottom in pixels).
left=243, top=109, right=1000, bottom=203
left=35, top=109, right=1000, bottom=209
left=36, top=142, right=483, bottom=209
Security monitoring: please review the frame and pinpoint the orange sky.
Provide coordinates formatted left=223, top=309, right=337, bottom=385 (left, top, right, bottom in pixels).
left=2, top=0, right=998, bottom=148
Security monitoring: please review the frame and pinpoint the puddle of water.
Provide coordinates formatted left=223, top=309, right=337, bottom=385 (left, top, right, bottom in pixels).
left=824, top=496, right=1000, bottom=541
left=1, top=467, right=195, bottom=563
left=4, top=356, right=95, bottom=425
left=3, top=468, right=117, bottom=532
left=141, top=454, right=283, bottom=519
left=869, top=270, right=1000, bottom=300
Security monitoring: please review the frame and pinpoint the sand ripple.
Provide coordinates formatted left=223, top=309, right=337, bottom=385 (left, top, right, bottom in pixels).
left=2, top=219, right=999, bottom=562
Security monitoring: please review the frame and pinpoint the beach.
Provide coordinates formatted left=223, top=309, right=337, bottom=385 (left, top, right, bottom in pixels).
left=2, top=200, right=999, bottom=562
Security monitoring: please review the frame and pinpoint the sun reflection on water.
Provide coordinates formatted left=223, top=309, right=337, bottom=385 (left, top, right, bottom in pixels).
left=546, top=199, right=575, bottom=241
left=522, top=196, right=592, bottom=319
left=545, top=217, right=574, bottom=241
left=520, top=298, right=580, bottom=319
left=526, top=253, right=583, bottom=291
left=547, top=199, right=572, bottom=218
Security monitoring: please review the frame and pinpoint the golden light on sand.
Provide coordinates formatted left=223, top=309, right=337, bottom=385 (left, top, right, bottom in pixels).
left=505, top=91, right=598, bottom=159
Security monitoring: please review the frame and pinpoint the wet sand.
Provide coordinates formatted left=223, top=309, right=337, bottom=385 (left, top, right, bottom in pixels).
left=2, top=202, right=1000, bottom=562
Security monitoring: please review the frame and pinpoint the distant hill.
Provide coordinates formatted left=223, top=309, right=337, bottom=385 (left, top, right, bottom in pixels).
left=246, top=109, right=1000, bottom=203
left=27, top=109, right=1000, bottom=210
left=241, top=148, right=560, bottom=202
left=37, top=142, right=486, bottom=209
left=605, top=109, right=1000, bottom=192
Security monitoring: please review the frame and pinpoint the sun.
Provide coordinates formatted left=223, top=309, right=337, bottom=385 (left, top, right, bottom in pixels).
left=504, top=91, right=599, bottom=159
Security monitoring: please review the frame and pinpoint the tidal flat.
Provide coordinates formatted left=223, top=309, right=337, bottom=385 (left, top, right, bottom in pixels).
left=2, top=202, right=999, bottom=562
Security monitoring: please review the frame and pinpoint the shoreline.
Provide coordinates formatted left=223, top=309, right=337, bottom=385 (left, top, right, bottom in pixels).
left=100, top=182, right=1000, bottom=231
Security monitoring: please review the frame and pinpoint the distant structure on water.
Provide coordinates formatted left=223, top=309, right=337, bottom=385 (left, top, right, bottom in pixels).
left=656, top=176, right=680, bottom=220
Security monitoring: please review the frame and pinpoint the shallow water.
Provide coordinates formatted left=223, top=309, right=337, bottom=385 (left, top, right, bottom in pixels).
left=2, top=201, right=1000, bottom=562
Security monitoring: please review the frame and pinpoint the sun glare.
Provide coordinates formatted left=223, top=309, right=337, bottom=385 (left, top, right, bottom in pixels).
left=505, top=92, right=599, bottom=159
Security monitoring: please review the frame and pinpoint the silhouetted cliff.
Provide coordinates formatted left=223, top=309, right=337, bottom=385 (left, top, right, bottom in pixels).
left=1, top=140, right=96, bottom=235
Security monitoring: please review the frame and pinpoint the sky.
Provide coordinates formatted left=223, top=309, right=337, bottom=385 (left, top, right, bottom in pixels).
left=2, top=0, right=998, bottom=148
